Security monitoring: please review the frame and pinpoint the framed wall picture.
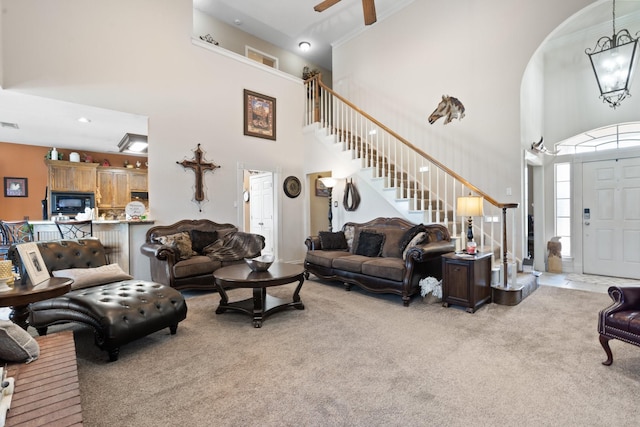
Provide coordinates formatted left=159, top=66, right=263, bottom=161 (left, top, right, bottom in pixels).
left=16, top=242, right=50, bottom=285
left=4, top=177, right=28, bottom=197
left=315, top=178, right=330, bottom=197
left=244, top=89, right=276, bottom=140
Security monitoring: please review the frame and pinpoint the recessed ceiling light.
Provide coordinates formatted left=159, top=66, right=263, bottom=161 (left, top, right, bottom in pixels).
left=234, top=19, right=242, bottom=25
left=299, top=41, right=311, bottom=52
left=78, top=117, right=91, bottom=123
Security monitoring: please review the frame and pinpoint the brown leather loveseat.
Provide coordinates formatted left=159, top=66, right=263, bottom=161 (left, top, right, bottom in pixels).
left=140, top=219, right=265, bottom=291
left=304, top=217, right=455, bottom=306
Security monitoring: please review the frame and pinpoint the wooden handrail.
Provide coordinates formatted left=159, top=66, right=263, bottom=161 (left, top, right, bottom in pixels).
left=306, top=74, right=515, bottom=211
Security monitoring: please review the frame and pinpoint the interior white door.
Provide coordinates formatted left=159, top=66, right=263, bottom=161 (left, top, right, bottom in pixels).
left=582, top=158, right=640, bottom=278
left=249, top=173, right=274, bottom=255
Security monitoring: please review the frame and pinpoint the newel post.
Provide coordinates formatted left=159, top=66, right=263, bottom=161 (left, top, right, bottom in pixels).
left=502, top=203, right=519, bottom=287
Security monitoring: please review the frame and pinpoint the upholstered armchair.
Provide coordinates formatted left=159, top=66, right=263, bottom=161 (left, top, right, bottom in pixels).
left=598, top=285, right=640, bottom=365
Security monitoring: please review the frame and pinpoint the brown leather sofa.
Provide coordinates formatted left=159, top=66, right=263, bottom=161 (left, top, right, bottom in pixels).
left=9, top=239, right=187, bottom=361
left=598, top=285, right=640, bottom=365
left=304, top=217, right=455, bottom=306
left=140, top=219, right=265, bottom=291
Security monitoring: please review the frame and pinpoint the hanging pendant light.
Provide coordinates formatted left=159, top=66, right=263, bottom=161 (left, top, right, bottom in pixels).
left=585, top=0, right=639, bottom=108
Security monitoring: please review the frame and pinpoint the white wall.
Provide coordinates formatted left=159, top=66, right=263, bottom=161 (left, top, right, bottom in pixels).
left=331, top=0, right=595, bottom=259
left=1, top=0, right=306, bottom=263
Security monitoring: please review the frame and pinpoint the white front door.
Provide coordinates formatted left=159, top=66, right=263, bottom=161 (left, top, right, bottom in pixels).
left=249, top=172, right=274, bottom=255
left=582, top=158, right=640, bottom=278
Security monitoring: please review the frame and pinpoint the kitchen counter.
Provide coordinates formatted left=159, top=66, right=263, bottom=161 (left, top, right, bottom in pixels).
left=30, top=220, right=156, bottom=278
left=29, top=219, right=155, bottom=225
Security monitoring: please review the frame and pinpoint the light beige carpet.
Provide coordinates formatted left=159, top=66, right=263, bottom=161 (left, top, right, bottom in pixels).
left=62, top=280, right=640, bottom=426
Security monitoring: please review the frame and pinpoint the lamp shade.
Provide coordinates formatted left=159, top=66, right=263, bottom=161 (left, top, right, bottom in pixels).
left=457, top=196, right=484, bottom=217
left=318, top=177, right=337, bottom=189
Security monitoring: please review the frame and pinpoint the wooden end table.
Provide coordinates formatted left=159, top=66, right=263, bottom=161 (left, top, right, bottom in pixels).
left=213, top=263, right=304, bottom=328
left=0, top=277, right=73, bottom=329
left=442, top=252, right=492, bottom=313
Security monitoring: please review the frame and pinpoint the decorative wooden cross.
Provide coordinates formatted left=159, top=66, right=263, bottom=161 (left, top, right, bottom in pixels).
left=177, top=144, right=220, bottom=206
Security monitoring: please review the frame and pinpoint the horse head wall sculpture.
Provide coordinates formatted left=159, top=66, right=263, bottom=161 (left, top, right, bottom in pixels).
left=428, top=95, right=466, bottom=125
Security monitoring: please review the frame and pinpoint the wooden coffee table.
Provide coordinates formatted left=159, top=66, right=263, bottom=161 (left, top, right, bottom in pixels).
left=0, top=277, right=73, bottom=329
left=213, top=263, right=304, bottom=328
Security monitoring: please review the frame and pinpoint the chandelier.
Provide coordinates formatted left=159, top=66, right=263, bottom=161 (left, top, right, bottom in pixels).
left=585, top=0, right=639, bottom=108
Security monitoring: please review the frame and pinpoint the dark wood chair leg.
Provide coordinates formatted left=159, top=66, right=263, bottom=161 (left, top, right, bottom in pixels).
left=108, top=348, right=120, bottom=362
left=599, top=334, right=613, bottom=366
left=170, top=324, right=178, bottom=335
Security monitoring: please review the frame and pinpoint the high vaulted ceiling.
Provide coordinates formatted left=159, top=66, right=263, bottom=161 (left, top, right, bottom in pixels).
left=1, top=1, right=639, bottom=154
left=193, top=0, right=416, bottom=71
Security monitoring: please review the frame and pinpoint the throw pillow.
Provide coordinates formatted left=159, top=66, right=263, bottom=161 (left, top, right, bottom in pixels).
left=402, top=231, right=428, bottom=260
left=399, top=224, right=428, bottom=252
left=52, top=263, right=133, bottom=290
left=0, top=320, right=39, bottom=363
left=343, top=225, right=355, bottom=251
left=354, top=231, right=385, bottom=257
left=190, top=229, right=218, bottom=254
left=318, top=231, right=348, bottom=250
left=157, top=232, right=197, bottom=260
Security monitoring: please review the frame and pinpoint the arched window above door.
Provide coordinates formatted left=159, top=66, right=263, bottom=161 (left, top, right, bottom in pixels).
left=556, top=122, right=640, bottom=155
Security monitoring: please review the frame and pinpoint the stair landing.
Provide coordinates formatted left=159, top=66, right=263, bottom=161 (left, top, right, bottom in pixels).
left=491, top=272, right=540, bottom=306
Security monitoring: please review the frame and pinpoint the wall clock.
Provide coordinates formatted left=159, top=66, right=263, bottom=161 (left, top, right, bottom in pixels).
left=283, top=176, right=301, bottom=198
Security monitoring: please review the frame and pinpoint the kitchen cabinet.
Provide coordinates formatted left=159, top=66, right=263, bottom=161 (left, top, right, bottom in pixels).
left=97, top=168, right=129, bottom=208
left=46, top=160, right=98, bottom=193
left=128, top=170, right=148, bottom=191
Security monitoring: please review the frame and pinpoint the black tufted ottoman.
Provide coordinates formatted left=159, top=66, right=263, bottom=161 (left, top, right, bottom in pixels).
left=28, top=280, right=187, bottom=361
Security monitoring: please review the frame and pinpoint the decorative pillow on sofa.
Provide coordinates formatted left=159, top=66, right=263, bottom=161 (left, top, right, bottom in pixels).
left=318, top=231, right=348, bottom=250
left=53, top=263, right=133, bottom=290
left=157, top=232, right=197, bottom=260
left=355, top=231, right=385, bottom=257
left=0, top=320, right=39, bottom=363
left=343, top=225, right=355, bottom=251
left=190, top=230, right=218, bottom=254
left=402, top=231, right=428, bottom=260
left=399, top=224, right=428, bottom=252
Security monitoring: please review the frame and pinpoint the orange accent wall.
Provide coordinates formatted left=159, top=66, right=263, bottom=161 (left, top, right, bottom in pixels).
left=0, top=142, right=146, bottom=221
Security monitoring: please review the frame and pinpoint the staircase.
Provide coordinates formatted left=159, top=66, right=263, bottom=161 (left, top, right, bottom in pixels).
left=304, top=75, right=520, bottom=288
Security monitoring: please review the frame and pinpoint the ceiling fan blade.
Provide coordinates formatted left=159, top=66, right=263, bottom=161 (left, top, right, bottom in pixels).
left=362, top=0, right=377, bottom=25
left=314, top=0, right=342, bottom=13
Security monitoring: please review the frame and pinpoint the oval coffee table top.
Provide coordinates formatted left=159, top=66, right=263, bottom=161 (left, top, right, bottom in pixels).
left=213, top=262, right=304, bottom=287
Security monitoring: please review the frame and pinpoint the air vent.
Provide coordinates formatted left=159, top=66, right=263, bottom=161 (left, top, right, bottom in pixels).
left=0, top=121, right=19, bottom=129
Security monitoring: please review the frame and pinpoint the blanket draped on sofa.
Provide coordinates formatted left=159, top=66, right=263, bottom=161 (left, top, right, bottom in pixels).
left=204, top=231, right=264, bottom=262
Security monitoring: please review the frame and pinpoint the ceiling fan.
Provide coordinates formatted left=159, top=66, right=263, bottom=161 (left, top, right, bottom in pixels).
left=314, top=0, right=377, bottom=26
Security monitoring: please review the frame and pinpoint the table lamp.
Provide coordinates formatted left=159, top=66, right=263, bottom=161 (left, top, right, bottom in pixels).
left=457, top=195, right=484, bottom=245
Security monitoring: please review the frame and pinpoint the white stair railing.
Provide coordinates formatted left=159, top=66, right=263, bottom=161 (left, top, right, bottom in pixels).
left=304, top=74, right=519, bottom=284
